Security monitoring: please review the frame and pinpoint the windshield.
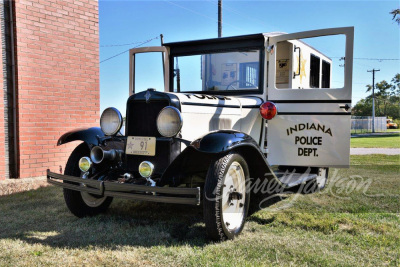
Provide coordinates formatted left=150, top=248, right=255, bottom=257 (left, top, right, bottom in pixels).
left=172, top=49, right=261, bottom=93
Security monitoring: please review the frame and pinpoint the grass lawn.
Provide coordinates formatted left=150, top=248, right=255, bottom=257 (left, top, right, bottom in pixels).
left=0, top=155, right=399, bottom=266
left=351, top=133, right=400, bottom=148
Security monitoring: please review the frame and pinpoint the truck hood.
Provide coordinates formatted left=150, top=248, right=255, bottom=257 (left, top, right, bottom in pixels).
left=169, top=92, right=263, bottom=114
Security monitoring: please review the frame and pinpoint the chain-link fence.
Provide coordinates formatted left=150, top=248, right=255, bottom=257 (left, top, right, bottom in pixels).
left=351, top=116, right=387, bottom=134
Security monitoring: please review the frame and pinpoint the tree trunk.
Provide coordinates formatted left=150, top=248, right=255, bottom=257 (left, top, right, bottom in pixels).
left=384, top=100, right=387, bottom=117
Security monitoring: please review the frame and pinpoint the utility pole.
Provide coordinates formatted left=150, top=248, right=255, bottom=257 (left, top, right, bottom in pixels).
left=218, top=0, right=222, bottom=38
left=367, top=69, right=380, bottom=133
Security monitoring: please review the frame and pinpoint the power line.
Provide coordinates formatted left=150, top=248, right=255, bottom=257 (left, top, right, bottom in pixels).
left=355, top=58, right=399, bottom=61
left=163, top=0, right=244, bottom=32
left=333, top=80, right=368, bottom=85
left=101, top=40, right=155, bottom=48
left=354, top=60, right=375, bottom=69
left=205, top=0, right=274, bottom=30
left=100, top=36, right=159, bottom=64
left=332, top=57, right=399, bottom=61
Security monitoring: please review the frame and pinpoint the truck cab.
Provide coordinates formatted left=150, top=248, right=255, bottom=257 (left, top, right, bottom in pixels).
left=48, top=27, right=354, bottom=241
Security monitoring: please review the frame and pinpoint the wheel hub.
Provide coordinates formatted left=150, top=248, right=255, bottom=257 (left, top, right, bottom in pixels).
left=80, top=172, right=108, bottom=208
left=221, top=161, right=246, bottom=231
left=228, top=191, right=243, bottom=202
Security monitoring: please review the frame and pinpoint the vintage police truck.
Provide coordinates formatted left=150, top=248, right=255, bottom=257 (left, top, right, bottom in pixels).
left=48, top=27, right=354, bottom=241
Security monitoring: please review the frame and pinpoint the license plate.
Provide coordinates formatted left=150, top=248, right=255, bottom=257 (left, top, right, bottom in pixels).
left=126, top=136, right=156, bottom=156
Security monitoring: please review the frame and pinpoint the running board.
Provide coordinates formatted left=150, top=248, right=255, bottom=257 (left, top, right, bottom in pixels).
left=274, top=171, right=317, bottom=188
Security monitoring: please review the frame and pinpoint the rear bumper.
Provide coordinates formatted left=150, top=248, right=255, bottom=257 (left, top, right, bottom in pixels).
left=47, top=170, right=200, bottom=205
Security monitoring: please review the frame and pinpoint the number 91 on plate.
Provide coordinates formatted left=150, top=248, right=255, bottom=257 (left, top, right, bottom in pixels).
left=126, top=136, right=156, bottom=156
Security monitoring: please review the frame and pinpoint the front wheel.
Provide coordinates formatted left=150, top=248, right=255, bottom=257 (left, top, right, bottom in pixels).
left=203, top=153, right=250, bottom=241
left=63, top=143, right=113, bottom=218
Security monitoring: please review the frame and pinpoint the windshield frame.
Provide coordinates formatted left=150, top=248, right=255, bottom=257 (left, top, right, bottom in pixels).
left=167, top=35, right=265, bottom=96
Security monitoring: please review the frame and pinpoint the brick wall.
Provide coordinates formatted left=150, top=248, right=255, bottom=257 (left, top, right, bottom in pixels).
left=14, top=0, right=99, bottom=178
left=0, top=11, right=4, bottom=180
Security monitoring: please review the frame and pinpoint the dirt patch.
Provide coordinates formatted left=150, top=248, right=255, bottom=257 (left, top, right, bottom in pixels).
left=0, top=177, right=49, bottom=196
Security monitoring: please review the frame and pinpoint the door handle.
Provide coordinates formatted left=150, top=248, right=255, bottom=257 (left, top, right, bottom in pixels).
left=340, top=104, right=351, bottom=111
left=293, top=45, right=301, bottom=79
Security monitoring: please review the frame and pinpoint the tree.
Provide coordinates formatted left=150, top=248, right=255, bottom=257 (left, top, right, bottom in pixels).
left=366, top=80, right=392, bottom=98
left=390, top=9, right=400, bottom=24
left=391, top=73, right=400, bottom=95
left=352, top=98, right=372, bottom=116
left=390, top=9, right=400, bottom=25
left=365, top=80, right=392, bottom=116
left=353, top=73, right=400, bottom=119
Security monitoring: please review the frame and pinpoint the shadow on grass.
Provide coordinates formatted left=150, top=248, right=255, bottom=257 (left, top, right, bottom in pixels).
left=0, top=185, right=283, bottom=249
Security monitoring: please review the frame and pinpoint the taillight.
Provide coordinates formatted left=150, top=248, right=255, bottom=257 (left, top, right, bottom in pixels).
left=260, top=102, right=277, bottom=120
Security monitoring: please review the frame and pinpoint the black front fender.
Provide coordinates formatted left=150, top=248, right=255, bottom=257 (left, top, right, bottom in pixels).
left=160, top=130, right=275, bottom=186
left=191, top=130, right=260, bottom=153
left=57, top=127, right=104, bottom=146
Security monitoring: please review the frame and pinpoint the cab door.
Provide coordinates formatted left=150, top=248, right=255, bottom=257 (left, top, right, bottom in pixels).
left=266, top=27, right=354, bottom=167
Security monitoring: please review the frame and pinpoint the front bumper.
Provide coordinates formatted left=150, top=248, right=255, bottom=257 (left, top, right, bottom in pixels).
left=47, top=170, right=200, bottom=205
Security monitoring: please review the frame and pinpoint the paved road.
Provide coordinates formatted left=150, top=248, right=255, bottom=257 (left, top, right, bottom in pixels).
left=350, top=148, right=400, bottom=155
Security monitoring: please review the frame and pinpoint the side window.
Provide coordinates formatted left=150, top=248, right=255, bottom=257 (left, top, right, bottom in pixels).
left=322, top=60, right=331, bottom=88
left=274, top=35, right=345, bottom=90
left=309, top=54, right=320, bottom=88
left=173, top=55, right=203, bottom=93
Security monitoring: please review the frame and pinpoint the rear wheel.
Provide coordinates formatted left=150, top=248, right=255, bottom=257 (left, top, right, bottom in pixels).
left=63, top=143, right=113, bottom=218
left=203, top=153, right=250, bottom=241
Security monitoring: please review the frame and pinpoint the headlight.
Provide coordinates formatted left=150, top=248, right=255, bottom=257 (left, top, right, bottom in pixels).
left=100, top=107, right=123, bottom=136
left=156, top=106, right=183, bottom=137
left=139, top=161, right=154, bottom=178
left=78, top=157, right=92, bottom=172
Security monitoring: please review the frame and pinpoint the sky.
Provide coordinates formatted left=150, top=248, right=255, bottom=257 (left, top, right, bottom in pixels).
left=99, top=0, right=400, bottom=114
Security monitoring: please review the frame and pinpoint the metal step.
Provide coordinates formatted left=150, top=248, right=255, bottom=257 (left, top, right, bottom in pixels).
left=274, top=171, right=317, bottom=188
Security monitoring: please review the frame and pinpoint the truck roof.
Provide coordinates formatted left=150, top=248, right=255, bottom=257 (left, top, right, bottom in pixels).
left=164, top=31, right=330, bottom=61
left=164, top=32, right=286, bottom=48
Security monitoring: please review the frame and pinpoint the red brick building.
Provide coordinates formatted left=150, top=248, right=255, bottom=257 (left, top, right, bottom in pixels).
left=0, top=0, right=99, bottom=179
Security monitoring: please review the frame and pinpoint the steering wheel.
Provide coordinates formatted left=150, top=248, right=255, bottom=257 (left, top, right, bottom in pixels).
left=226, top=80, right=257, bottom=90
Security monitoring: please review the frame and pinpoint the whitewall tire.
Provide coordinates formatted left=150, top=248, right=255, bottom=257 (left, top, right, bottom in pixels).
left=203, top=153, right=250, bottom=241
